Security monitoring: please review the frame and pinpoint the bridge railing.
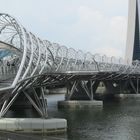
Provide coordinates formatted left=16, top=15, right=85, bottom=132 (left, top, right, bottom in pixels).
left=0, top=61, right=17, bottom=81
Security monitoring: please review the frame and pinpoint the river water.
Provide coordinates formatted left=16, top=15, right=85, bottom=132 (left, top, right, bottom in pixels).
left=1, top=94, right=140, bottom=140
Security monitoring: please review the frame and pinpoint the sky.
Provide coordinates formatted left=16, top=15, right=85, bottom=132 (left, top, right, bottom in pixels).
left=0, top=0, right=128, bottom=58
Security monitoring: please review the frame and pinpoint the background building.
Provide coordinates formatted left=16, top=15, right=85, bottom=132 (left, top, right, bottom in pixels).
left=125, top=0, right=140, bottom=64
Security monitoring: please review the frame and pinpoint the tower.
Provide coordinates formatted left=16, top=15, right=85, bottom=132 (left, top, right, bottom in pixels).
left=125, top=0, right=140, bottom=64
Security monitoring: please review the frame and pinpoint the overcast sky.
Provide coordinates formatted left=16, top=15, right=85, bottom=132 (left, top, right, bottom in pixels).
left=0, top=0, right=128, bottom=58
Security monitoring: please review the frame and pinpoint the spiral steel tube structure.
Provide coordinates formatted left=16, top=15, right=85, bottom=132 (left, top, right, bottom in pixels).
left=0, top=13, right=140, bottom=117
left=0, top=14, right=129, bottom=88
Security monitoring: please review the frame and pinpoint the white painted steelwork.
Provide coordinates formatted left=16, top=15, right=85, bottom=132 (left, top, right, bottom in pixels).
left=0, top=13, right=140, bottom=118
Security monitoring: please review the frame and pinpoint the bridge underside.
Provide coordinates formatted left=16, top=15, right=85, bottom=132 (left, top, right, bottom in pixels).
left=65, top=79, right=140, bottom=101
left=1, top=71, right=140, bottom=117
left=58, top=72, right=140, bottom=100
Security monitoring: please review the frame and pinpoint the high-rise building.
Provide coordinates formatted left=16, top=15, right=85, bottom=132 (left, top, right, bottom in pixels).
left=125, top=0, right=140, bottom=64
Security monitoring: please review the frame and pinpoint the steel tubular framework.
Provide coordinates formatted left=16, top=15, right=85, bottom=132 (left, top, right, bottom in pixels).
left=0, top=13, right=140, bottom=117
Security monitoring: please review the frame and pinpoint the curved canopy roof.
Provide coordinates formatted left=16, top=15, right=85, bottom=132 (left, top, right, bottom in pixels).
left=0, top=41, right=21, bottom=59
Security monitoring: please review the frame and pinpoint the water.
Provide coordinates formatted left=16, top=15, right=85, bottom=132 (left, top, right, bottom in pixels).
left=1, top=94, right=140, bottom=140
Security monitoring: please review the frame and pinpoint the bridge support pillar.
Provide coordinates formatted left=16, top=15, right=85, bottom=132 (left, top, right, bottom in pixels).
left=65, top=80, right=100, bottom=100
left=59, top=80, right=103, bottom=109
left=0, top=87, right=48, bottom=118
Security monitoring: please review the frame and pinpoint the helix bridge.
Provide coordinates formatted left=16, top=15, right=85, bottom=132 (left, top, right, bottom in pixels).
left=0, top=13, right=140, bottom=118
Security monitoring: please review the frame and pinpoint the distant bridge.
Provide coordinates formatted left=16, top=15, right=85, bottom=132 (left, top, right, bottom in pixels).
left=0, top=13, right=140, bottom=118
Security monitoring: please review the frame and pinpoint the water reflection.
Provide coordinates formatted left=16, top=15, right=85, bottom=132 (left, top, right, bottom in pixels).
left=1, top=94, right=140, bottom=140
left=47, top=94, right=140, bottom=140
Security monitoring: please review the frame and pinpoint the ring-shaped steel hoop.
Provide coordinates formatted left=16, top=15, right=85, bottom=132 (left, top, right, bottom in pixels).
left=43, top=40, right=54, bottom=70
left=55, top=44, right=65, bottom=72
left=84, top=52, right=94, bottom=70
left=0, top=14, right=28, bottom=89
left=76, top=50, right=85, bottom=71
left=65, top=48, right=77, bottom=71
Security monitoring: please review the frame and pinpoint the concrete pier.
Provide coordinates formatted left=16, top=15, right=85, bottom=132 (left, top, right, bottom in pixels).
left=58, top=100, right=103, bottom=109
left=114, top=94, right=140, bottom=100
left=0, top=118, right=67, bottom=134
left=48, top=88, right=67, bottom=95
